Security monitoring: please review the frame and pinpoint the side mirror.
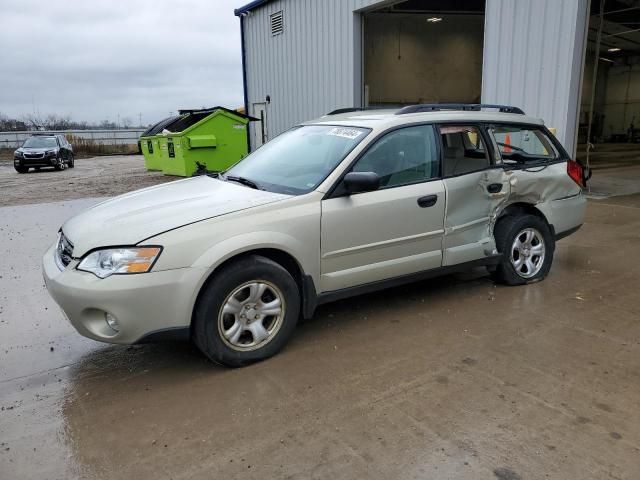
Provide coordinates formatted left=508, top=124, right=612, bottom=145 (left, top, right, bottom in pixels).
left=343, top=171, right=380, bottom=194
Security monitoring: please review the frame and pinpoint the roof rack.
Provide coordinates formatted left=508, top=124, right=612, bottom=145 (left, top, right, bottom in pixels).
left=326, top=106, right=394, bottom=116
left=395, top=103, right=525, bottom=115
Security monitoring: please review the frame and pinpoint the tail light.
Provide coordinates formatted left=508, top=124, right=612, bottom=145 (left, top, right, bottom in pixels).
left=567, top=159, right=585, bottom=187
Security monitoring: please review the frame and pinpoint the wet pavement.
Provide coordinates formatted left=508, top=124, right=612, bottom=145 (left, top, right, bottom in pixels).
left=2, top=192, right=640, bottom=479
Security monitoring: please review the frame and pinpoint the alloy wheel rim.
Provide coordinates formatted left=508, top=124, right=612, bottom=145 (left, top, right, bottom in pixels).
left=217, top=280, right=285, bottom=352
left=510, top=227, right=545, bottom=278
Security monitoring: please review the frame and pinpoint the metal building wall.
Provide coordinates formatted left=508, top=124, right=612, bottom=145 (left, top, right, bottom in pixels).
left=241, top=0, right=382, bottom=144
left=482, top=0, right=590, bottom=155
left=242, top=0, right=589, bottom=153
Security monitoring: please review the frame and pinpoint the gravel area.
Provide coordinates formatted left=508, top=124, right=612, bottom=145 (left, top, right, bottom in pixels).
left=0, top=155, right=176, bottom=207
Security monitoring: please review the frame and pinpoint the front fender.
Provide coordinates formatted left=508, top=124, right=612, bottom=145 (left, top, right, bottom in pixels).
left=192, top=231, right=318, bottom=283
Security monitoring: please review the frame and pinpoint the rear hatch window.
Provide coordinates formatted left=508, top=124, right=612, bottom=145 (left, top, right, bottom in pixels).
left=488, top=125, right=560, bottom=165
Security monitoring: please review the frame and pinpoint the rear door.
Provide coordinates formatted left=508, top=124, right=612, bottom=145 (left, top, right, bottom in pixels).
left=320, top=124, right=445, bottom=292
left=439, top=124, right=511, bottom=266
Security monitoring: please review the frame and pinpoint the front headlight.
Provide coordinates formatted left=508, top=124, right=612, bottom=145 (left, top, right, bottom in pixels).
left=14, top=151, right=23, bottom=157
left=45, top=149, right=57, bottom=156
left=77, top=247, right=162, bottom=278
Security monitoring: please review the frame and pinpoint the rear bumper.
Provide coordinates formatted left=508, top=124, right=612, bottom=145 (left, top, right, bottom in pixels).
left=540, top=191, right=587, bottom=239
left=555, top=224, right=582, bottom=241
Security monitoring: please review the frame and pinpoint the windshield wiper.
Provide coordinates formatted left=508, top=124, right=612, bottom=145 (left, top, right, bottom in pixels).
left=224, top=175, right=261, bottom=190
left=496, top=142, right=526, bottom=153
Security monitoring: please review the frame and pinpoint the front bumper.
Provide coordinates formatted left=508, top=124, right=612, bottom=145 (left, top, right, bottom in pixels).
left=15, top=156, right=58, bottom=167
left=42, top=243, right=207, bottom=344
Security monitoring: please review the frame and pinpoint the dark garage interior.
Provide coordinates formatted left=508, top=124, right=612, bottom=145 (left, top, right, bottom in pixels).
left=363, top=0, right=486, bottom=107
left=579, top=0, right=640, bottom=196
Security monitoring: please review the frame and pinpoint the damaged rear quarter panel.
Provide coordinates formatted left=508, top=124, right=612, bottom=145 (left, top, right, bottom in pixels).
left=494, top=161, right=586, bottom=236
left=443, top=161, right=586, bottom=266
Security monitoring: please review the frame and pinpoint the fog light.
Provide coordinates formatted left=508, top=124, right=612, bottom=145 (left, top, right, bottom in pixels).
left=105, top=312, right=120, bottom=332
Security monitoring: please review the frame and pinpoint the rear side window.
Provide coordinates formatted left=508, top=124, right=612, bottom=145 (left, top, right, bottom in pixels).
left=488, top=125, right=559, bottom=164
left=440, top=125, right=490, bottom=177
left=351, top=124, right=440, bottom=188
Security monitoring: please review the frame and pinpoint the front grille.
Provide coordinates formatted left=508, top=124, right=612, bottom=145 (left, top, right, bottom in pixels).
left=24, top=153, right=44, bottom=159
left=55, top=232, right=74, bottom=270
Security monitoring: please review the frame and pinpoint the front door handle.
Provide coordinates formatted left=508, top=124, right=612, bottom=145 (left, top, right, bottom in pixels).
left=487, top=183, right=503, bottom=194
left=417, top=194, right=438, bottom=208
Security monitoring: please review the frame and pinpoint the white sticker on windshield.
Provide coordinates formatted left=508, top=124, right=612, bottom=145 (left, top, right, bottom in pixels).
left=327, top=127, right=363, bottom=140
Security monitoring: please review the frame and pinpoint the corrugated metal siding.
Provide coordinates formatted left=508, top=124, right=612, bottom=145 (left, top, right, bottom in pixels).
left=482, top=0, right=589, bottom=155
left=242, top=0, right=383, bottom=143
left=243, top=0, right=588, bottom=154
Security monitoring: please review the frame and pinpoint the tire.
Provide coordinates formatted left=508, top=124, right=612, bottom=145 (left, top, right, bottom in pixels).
left=491, top=214, right=555, bottom=285
left=54, top=158, right=66, bottom=171
left=193, top=255, right=300, bottom=367
left=68, top=154, right=75, bottom=168
left=15, top=166, right=28, bottom=174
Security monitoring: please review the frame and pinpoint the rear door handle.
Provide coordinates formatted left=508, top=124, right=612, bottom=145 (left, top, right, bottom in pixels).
left=417, top=194, right=438, bottom=208
left=487, top=183, right=503, bottom=193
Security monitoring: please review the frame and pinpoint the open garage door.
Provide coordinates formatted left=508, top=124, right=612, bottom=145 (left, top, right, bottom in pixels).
left=579, top=0, right=640, bottom=197
left=362, top=0, right=486, bottom=108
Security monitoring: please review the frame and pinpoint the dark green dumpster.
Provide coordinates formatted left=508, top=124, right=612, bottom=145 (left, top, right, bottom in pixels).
left=140, top=116, right=180, bottom=171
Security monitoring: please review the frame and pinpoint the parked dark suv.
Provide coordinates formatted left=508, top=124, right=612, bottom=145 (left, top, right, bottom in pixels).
left=14, top=134, right=74, bottom=173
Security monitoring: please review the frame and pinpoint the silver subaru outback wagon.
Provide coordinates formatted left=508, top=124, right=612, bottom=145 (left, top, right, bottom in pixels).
left=43, top=104, right=588, bottom=367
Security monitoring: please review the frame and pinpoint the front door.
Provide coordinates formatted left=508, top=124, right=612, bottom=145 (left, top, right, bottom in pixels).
left=252, top=103, right=267, bottom=149
left=439, top=124, right=511, bottom=265
left=320, top=124, right=445, bottom=292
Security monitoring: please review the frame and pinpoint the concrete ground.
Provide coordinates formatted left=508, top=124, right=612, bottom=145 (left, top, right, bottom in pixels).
left=1, top=154, right=640, bottom=479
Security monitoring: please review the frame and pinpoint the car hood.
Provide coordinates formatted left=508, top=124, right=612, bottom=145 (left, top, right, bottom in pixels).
left=62, top=176, right=291, bottom=256
left=18, top=147, right=57, bottom=153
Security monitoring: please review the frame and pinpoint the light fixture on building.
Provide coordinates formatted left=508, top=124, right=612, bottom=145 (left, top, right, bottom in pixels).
left=427, top=17, right=443, bottom=23
left=599, top=57, right=614, bottom=63
left=607, top=47, right=621, bottom=52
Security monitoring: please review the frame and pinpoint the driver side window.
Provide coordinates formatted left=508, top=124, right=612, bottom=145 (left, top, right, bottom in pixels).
left=351, top=124, right=439, bottom=188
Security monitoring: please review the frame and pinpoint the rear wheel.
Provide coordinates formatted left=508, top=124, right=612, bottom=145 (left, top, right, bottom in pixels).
left=68, top=154, right=75, bottom=168
left=193, top=255, right=300, bottom=367
left=491, top=214, right=554, bottom=285
left=15, top=166, right=28, bottom=174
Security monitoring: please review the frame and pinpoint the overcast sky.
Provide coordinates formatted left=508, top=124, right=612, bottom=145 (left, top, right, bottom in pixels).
left=0, top=0, right=246, bottom=126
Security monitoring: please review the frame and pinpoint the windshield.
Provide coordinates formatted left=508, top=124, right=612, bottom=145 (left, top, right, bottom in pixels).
left=224, top=125, right=370, bottom=195
left=22, top=137, right=58, bottom=149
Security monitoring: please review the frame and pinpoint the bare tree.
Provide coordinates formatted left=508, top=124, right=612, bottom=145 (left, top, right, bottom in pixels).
left=0, top=112, right=144, bottom=132
left=21, top=113, right=45, bottom=130
left=121, top=117, right=133, bottom=129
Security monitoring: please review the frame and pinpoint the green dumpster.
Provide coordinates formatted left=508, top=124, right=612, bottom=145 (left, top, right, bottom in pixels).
left=157, top=107, right=253, bottom=177
left=140, top=116, right=179, bottom=171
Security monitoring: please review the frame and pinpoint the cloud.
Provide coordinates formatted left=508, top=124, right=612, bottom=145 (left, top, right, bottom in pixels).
left=0, top=0, right=246, bottom=125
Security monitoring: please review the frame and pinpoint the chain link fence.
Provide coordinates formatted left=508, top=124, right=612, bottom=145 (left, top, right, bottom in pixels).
left=0, top=129, right=146, bottom=157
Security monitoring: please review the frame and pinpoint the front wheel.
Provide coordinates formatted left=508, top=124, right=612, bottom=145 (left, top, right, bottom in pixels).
left=491, top=214, right=554, bottom=285
left=193, top=255, right=300, bottom=367
left=54, top=157, right=66, bottom=171
left=15, top=165, right=28, bottom=174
